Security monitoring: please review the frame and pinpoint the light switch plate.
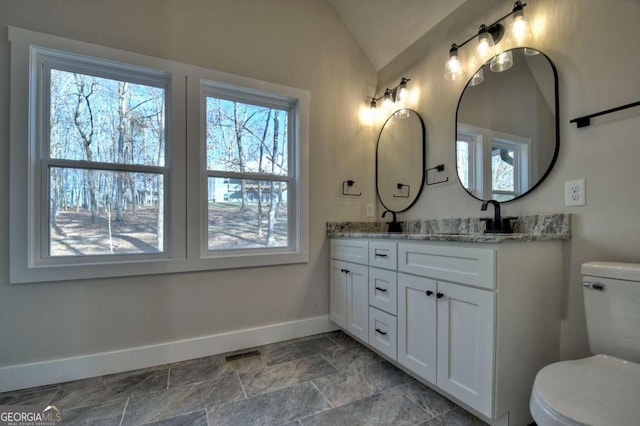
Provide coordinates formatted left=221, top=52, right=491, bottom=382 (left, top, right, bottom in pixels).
left=366, top=203, right=375, bottom=218
left=565, top=179, right=586, bottom=206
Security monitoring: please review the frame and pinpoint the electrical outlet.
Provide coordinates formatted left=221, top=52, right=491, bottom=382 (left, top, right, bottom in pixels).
left=366, top=203, right=375, bottom=218
left=565, top=179, right=586, bottom=206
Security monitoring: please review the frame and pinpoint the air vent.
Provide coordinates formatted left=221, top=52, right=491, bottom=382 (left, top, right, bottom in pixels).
left=225, top=350, right=261, bottom=362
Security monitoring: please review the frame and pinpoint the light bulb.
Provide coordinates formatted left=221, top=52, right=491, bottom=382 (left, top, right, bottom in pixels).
left=396, top=78, right=409, bottom=103
left=370, top=98, right=377, bottom=110
left=490, top=51, right=514, bottom=72
left=476, top=25, right=495, bottom=57
left=444, top=45, right=464, bottom=81
left=469, top=68, right=484, bottom=86
left=381, top=89, right=393, bottom=111
left=510, top=1, right=531, bottom=43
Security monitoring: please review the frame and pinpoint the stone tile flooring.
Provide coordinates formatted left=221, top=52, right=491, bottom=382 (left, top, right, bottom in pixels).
left=0, top=331, right=487, bottom=425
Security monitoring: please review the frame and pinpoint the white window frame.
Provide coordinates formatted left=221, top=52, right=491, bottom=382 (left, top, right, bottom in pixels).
left=456, top=133, right=481, bottom=196
left=33, top=48, right=173, bottom=265
left=490, top=138, right=529, bottom=199
left=200, top=82, right=299, bottom=258
left=457, top=123, right=530, bottom=200
left=9, top=27, right=309, bottom=283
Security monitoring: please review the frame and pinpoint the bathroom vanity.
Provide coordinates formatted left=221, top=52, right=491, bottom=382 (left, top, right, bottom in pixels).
left=327, top=214, right=569, bottom=426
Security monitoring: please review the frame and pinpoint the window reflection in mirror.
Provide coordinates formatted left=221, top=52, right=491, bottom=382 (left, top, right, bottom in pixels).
left=455, top=48, right=558, bottom=202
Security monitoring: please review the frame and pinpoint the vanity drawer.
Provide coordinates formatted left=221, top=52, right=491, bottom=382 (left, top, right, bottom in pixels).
left=330, top=239, right=368, bottom=265
left=369, top=267, right=397, bottom=315
left=369, top=307, right=397, bottom=360
left=369, top=241, right=397, bottom=270
left=398, top=243, right=495, bottom=289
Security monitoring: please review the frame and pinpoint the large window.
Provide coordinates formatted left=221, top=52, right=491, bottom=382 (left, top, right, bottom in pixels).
left=45, top=62, right=169, bottom=259
left=9, top=27, right=309, bottom=283
left=203, top=87, right=296, bottom=253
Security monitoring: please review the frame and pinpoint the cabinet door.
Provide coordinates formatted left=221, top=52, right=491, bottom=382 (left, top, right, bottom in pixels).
left=329, top=260, right=347, bottom=328
left=436, top=281, right=495, bottom=417
left=346, top=263, right=369, bottom=342
left=397, top=273, right=437, bottom=384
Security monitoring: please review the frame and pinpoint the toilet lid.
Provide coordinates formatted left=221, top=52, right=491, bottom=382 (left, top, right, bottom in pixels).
left=533, top=355, right=640, bottom=426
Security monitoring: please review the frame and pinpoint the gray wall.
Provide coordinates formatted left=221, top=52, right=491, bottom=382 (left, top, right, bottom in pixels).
left=0, top=0, right=377, bottom=366
left=379, top=0, right=640, bottom=359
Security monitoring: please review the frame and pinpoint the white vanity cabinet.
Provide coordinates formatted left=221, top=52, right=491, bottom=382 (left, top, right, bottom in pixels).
left=329, top=239, right=369, bottom=341
left=397, top=243, right=495, bottom=415
left=330, top=237, right=564, bottom=426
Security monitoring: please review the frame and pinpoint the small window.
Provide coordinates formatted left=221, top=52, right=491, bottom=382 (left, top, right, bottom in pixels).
left=491, top=140, right=519, bottom=201
left=457, top=124, right=529, bottom=201
left=456, top=136, right=475, bottom=190
left=203, top=85, right=297, bottom=254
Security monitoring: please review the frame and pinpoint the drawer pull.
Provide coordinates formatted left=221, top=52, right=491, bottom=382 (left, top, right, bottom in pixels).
left=375, top=286, right=388, bottom=293
left=426, top=290, right=433, bottom=296
left=375, top=328, right=387, bottom=336
left=437, top=292, right=444, bottom=299
left=375, top=252, right=388, bottom=258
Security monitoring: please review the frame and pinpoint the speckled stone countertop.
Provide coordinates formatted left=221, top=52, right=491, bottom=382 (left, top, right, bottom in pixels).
left=326, top=213, right=570, bottom=243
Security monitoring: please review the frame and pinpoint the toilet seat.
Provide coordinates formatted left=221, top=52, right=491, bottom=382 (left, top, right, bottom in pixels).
left=530, top=355, right=640, bottom=426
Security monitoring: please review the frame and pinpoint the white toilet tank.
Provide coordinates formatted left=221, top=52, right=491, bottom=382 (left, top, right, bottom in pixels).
left=582, top=261, right=640, bottom=363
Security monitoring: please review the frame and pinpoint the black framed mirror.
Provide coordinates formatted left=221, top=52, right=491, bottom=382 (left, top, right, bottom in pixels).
left=376, top=109, right=425, bottom=212
left=455, top=47, right=559, bottom=202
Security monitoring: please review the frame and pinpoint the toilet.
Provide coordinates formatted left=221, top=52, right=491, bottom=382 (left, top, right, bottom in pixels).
left=530, top=262, right=640, bottom=426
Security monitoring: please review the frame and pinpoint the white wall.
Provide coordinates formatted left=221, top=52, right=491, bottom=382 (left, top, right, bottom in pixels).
left=0, top=0, right=377, bottom=367
left=378, top=0, right=640, bottom=359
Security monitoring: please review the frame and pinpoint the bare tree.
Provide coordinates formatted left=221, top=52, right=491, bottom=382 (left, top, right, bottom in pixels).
left=72, top=74, right=99, bottom=222
left=266, top=112, right=279, bottom=246
left=115, top=82, right=128, bottom=221
left=256, top=109, right=272, bottom=236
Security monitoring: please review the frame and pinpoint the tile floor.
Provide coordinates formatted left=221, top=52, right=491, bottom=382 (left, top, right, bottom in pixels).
left=0, top=331, right=487, bottom=425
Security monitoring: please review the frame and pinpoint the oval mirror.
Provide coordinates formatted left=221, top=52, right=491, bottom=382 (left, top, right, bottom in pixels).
left=376, top=109, right=425, bottom=212
left=455, top=47, right=559, bottom=202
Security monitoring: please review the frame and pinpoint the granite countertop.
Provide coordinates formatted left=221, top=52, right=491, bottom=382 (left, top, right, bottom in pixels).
left=327, top=213, right=570, bottom=244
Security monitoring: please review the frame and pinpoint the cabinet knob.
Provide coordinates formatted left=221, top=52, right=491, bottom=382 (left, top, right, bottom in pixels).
left=437, top=292, right=444, bottom=299
left=375, top=328, right=387, bottom=336
left=375, top=286, right=388, bottom=293
left=426, top=290, right=433, bottom=296
left=375, top=252, right=388, bottom=258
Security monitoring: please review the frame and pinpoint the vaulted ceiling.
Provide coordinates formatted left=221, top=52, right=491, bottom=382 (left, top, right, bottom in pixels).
left=327, top=0, right=467, bottom=71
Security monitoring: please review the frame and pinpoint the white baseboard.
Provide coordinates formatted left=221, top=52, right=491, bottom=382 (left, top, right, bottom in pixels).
left=0, top=315, right=338, bottom=393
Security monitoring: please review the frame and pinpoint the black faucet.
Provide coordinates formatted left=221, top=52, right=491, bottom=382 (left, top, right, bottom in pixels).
left=480, top=200, right=517, bottom=234
left=382, top=210, right=403, bottom=233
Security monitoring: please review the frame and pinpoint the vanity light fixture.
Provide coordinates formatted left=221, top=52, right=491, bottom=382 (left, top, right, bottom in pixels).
left=444, top=1, right=529, bottom=81
left=444, top=44, right=464, bottom=81
left=369, top=77, right=412, bottom=115
left=476, top=25, right=496, bottom=57
left=510, top=0, right=531, bottom=43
